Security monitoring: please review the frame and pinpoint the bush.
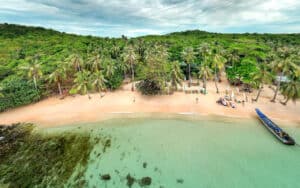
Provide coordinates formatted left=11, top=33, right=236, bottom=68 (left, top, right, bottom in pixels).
left=137, top=79, right=163, bottom=95
left=0, top=76, right=41, bottom=112
left=105, top=69, right=123, bottom=90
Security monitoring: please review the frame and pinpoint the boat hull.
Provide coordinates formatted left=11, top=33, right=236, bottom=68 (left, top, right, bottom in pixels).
left=255, top=108, right=295, bottom=145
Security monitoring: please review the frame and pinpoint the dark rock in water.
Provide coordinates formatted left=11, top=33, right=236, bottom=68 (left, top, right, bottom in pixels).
left=126, top=174, right=135, bottom=188
left=143, top=162, right=147, bottom=168
left=176, top=178, right=184, bottom=184
left=139, top=177, right=152, bottom=186
left=101, top=174, right=111, bottom=181
left=103, top=139, right=111, bottom=152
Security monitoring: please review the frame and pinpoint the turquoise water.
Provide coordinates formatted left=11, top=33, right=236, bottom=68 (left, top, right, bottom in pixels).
left=46, top=116, right=300, bottom=188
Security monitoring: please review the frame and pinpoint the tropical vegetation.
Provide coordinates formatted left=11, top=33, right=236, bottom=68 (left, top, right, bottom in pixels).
left=0, top=23, right=299, bottom=111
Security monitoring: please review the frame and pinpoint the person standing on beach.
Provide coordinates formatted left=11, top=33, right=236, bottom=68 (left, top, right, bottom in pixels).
left=196, top=97, right=199, bottom=104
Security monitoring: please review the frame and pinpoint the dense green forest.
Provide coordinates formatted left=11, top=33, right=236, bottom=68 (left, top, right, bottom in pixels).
left=0, top=23, right=299, bottom=111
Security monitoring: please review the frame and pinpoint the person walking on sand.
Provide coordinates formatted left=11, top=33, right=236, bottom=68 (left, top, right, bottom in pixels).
left=196, top=97, right=199, bottom=104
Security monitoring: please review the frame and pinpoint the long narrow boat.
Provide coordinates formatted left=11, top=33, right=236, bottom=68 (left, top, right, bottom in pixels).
left=255, top=108, right=295, bottom=145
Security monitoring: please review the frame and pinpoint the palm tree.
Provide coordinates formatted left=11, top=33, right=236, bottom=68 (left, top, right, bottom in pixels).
left=181, top=47, right=195, bottom=87
left=226, top=50, right=240, bottom=67
left=119, top=59, right=130, bottom=79
left=91, top=71, right=107, bottom=98
left=20, top=62, right=43, bottom=90
left=104, top=60, right=116, bottom=78
left=270, top=54, right=294, bottom=102
left=67, top=54, right=83, bottom=72
left=72, top=70, right=92, bottom=99
left=280, top=75, right=300, bottom=105
left=211, top=50, right=226, bottom=93
left=251, top=65, right=273, bottom=102
left=48, top=65, right=67, bottom=96
left=198, top=62, right=213, bottom=93
left=87, top=53, right=102, bottom=72
left=122, top=45, right=138, bottom=91
left=170, top=61, right=184, bottom=90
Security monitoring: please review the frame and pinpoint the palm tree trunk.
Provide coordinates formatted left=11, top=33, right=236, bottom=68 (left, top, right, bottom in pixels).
left=58, top=82, right=62, bottom=96
left=77, top=63, right=81, bottom=72
left=214, top=67, right=219, bottom=93
left=254, top=85, right=263, bottom=102
left=98, top=87, right=103, bottom=98
left=33, top=76, right=37, bottom=90
left=131, top=63, right=134, bottom=91
left=188, top=64, right=191, bottom=87
left=271, top=71, right=283, bottom=102
left=203, top=77, right=207, bottom=93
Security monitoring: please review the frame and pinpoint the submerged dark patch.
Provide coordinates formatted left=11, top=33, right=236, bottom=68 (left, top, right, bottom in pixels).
left=0, top=123, right=94, bottom=187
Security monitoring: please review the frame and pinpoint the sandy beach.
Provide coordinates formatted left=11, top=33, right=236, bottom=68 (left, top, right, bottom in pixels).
left=0, top=80, right=299, bottom=127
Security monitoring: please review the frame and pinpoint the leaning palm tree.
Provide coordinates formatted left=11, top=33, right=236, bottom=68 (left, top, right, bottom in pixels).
left=280, top=75, right=300, bottom=105
left=91, top=71, right=107, bottom=98
left=20, top=62, right=43, bottom=90
left=181, top=47, right=195, bottom=87
left=211, top=50, right=226, bottom=93
left=170, top=61, right=184, bottom=90
left=48, top=65, right=67, bottom=96
left=270, top=55, right=294, bottom=102
left=251, top=65, right=273, bottom=102
left=122, top=45, right=138, bottom=91
left=198, top=62, right=213, bottom=93
left=72, top=70, right=92, bottom=99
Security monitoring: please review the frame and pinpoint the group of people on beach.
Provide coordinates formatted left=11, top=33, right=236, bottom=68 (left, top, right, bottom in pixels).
left=216, top=97, right=236, bottom=108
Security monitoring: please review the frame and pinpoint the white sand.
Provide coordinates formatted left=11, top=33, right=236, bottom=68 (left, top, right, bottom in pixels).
left=0, top=80, right=299, bottom=127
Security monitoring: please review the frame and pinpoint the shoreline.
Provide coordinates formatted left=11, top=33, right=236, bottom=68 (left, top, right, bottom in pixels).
left=0, top=82, right=299, bottom=127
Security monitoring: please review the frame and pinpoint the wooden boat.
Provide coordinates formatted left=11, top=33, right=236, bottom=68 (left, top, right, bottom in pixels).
left=255, top=108, right=295, bottom=145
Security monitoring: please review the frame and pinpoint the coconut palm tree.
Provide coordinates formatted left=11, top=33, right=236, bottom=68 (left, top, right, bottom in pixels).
left=72, top=70, right=92, bottom=99
left=251, top=65, right=273, bottom=102
left=20, top=62, right=43, bottom=90
left=181, top=47, right=195, bottom=87
left=211, top=50, right=226, bottom=93
left=280, top=75, right=300, bottom=105
left=67, top=54, right=83, bottom=72
left=122, top=45, right=138, bottom=91
left=198, top=62, right=213, bottom=93
left=226, top=50, right=240, bottom=67
left=270, top=53, right=294, bottom=102
left=119, top=59, right=130, bottom=79
left=170, top=61, right=184, bottom=90
left=87, top=52, right=102, bottom=72
left=104, top=60, right=116, bottom=78
left=48, top=65, right=67, bottom=96
left=91, top=71, right=107, bottom=98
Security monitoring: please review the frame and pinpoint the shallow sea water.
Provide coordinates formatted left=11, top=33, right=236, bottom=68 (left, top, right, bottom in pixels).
left=43, top=115, right=300, bottom=188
